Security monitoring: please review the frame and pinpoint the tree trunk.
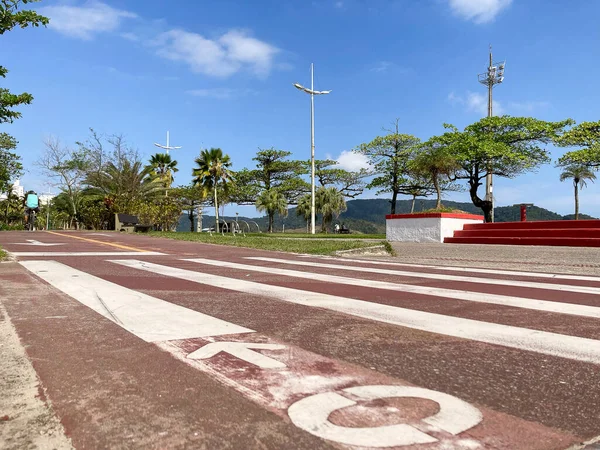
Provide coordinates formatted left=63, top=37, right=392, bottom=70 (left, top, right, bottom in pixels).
left=410, top=196, right=416, bottom=213
left=574, top=181, right=579, bottom=220
left=214, top=185, right=219, bottom=232
left=268, top=213, right=274, bottom=233
left=189, top=210, right=195, bottom=232
left=434, top=176, right=442, bottom=210
left=469, top=180, right=493, bottom=223
left=390, top=190, right=398, bottom=215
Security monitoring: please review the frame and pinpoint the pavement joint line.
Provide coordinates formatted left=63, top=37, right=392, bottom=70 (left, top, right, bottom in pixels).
left=46, top=231, right=151, bottom=253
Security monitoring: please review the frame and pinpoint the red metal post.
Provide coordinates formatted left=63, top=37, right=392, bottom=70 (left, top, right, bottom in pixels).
left=520, top=204, right=527, bottom=222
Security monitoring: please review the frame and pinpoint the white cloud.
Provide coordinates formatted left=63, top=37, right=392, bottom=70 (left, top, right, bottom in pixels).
left=41, top=1, right=137, bottom=40
left=154, top=29, right=279, bottom=78
left=448, top=91, right=503, bottom=116
left=466, top=91, right=504, bottom=115
left=371, top=61, right=392, bottom=73
left=448, top=0, right=512, bottom=24
left=336, top=151, right=372, bottom=172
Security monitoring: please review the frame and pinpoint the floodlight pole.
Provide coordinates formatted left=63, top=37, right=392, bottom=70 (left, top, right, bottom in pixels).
left=310, top=63, right=316, bottom=235
left=478, top=46, right=505, bottom=223
left=486, top=50, right=494, bottom=222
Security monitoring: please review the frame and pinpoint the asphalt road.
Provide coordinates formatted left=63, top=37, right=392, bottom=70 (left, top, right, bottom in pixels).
left=1, top=230, right=599, bottom=450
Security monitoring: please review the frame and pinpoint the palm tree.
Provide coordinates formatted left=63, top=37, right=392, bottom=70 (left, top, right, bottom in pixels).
left=147, top=153, right=178, bottom=193
left=256, top=189, right=288, bottom=233
left=296, top=194, right=311, bottom=233
left=86, top=159, right=163, bottom=220
left=560, top=165, right=596, bottom=220
left=316, top=187, right=347, bottom=233
left=192, top=148, right=234, bottom=232
left=1, top=190, right=23, bottom=226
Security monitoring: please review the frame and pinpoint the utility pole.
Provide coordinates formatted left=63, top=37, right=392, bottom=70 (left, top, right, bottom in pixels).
left=154, top=131, right=182, bottom=155
left=293, top=65, right=331, bottom=234
left=478, top=46, right=506, bottom=223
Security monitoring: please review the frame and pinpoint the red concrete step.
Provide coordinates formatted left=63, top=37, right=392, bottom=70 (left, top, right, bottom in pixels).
left=444, top=236, right=600, bottom=247
left=453, top=228, right=600, bottom=238
left=463, top=220, right=600, bottom=231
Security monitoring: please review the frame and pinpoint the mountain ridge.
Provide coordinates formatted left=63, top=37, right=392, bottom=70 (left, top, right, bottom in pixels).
left=178, top=199, right=597, bottom=233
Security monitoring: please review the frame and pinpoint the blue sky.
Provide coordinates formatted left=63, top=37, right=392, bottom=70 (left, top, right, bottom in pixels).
left=3, top=0, right=600, bottom=217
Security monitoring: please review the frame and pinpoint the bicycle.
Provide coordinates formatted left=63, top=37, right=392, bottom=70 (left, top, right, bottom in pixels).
left=26, top=209, right=37, bottom=231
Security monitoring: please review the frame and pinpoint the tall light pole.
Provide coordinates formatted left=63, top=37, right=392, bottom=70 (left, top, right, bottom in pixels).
left=154, top=131, right=182, bottom=155
left=478, top=46, right=505, bottom=223
left=293, top=64, right=331, bottom=234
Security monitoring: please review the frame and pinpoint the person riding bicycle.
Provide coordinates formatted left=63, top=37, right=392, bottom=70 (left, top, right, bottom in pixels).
left=23, top=190, right=40, bottom=228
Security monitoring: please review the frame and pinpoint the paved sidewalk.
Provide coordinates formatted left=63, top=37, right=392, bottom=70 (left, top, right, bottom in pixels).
left=382, top=242, right=600, bottom=275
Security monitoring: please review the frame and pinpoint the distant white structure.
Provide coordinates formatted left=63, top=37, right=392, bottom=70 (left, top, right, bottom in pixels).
left=39, top=193, right=55, bottom=206
left=0, top=180, right=24, bottom=200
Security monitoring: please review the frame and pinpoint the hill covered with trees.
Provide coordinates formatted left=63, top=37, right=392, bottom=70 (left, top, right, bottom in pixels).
left=178, top=199, right=596, bottom=234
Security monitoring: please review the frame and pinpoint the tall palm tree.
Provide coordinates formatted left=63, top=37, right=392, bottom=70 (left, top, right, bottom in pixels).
left=560, top=165, right=596, bottom=220
left=296, top=194, right=311, bottom=233
left=1, top=190, right=23, bottom=225
left=192, top=148, right=234, bottom=232
left=256, top=189, right=288, bottom=233
left=316, top=187, right=347, bottom=233
left=147, top=153, right=178, bottom=192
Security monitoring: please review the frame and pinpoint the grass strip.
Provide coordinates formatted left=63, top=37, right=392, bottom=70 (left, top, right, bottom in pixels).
left=149, top=231, right=391, bottom=255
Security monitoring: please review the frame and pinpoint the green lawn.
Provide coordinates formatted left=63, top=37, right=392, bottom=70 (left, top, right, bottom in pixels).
left=0, top=246, right=7, bottom=260
left=149, top=231, right=390, bottom=255
left=243, top=232, right=386, bottom=240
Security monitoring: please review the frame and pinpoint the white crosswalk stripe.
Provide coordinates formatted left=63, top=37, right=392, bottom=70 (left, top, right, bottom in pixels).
left=308, top=256, right=600, bottom=283
left=110, top=259, right=600, bottom=364
left=245, top=257, right=600, bottom=295
left=184, top=258, right=600, bottom=319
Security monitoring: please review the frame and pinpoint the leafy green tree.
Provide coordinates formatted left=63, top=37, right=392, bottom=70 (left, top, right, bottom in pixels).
left=411, top=140, right=460, bottom=210
left=147, top=153, right=178, bottom=191
left=435, top=116, right=573, bottom=222
left=356, top=120, right=421, bottom=214
left=1, top=1, right=48, bottom=193
left=192, top=148, right=233, bottom=232
left=232, top=149, right=307, bottom=205
left=256, top=188, right=288, bottom=233
left=0, top=133, right=21, bottom=194
left=172, top=185, right=207, bottom=232
left=559, top=165, right=596, bottom=220
left=556, top=121, right=600, bottom=168
left=402, top=173, right=436, bottom=213
left=313, top=159, right=369, bottom=198
left=316, top=186, right=347, bottom=233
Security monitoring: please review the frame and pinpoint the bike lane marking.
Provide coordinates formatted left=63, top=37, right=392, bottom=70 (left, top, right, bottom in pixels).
left=20, top=259, right=578, bottom=449
left=46, top=231, right=151, bottom=253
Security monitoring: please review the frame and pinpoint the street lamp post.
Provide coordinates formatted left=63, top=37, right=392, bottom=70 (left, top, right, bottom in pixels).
left=478, top=46, right=506, bottom=223
left=294, top=64, right=331, bottom=234
left=154, top=131, right=182, bottom=155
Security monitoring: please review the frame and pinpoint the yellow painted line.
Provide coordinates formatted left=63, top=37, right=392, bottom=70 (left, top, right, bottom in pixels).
left=46, top=231, right=149, bottom=253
